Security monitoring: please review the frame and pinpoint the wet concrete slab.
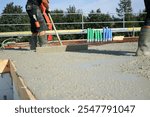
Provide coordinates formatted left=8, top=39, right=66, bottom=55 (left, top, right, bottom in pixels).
left=36, top=44, right=88, bottom=53
left=0, top=42, right=150, bottom=100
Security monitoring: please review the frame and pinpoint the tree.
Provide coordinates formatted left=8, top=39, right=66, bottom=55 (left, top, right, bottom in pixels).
left=51, top=9, right=65, bottom=30
left=116, top=0, right=132, bottom=18
left=0, top=2, right=29, bottom=32
left=137, top=10, right=147, bottom=27
left=0, top=2, right=30, bottom=43
left=86, top=8, right=112, bottom=28
left=116, top=0, right=135, bottom=28
left=62, top=6, right=83, bottom=40
left=65, top=5, right=82, bottom=29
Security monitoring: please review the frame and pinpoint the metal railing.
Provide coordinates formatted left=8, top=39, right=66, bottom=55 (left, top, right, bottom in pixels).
left=0, top=12, right=145, bottom=47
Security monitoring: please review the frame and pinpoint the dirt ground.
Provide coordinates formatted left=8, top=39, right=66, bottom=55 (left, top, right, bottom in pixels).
left=0, top=42, right=150, bottom=100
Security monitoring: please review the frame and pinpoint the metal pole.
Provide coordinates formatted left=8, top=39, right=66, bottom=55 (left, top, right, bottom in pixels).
left=123, top=12, right=125, bottom=28
left=82, top=13, right=84, bottom=30
left=133, top=27, right=135, bottom=37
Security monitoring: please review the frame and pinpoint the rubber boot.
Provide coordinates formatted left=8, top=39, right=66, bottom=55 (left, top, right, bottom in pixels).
left=38, top=35, right=48, bottom=47
left=136, top=27, right=150, bottom=56
left=30, top=35, right=37, bottom=50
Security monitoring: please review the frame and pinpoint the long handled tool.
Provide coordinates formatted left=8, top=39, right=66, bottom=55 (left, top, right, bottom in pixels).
left=40, top=3, right=63, bottom=46
left=47, top=13, right=63, bottom=46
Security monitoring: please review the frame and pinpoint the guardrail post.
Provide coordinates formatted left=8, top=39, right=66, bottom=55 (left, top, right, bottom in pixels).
left=100, top=30, right=102, bottom=42
left=97, top=30, right=100, bottom=42
left=123, top=12, right=125, bottom=28
left=132, top=27, right=135, bottom=37
left=82, top=13, right=84, bottom=30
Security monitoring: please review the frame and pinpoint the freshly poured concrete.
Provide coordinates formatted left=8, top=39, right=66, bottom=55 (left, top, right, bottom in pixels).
left=0, top=42, right=150, bottom=100
left=36, top=44, right=88, bottom=53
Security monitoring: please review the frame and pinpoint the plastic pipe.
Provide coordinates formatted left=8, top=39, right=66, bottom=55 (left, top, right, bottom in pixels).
left=92, top=29, right=95, bottom=42
left=87, top=28, right=90, bottom=42
left=95, top=30, right=99, bottom=42
left=108, top=28, right=111, bottom=41
left=97, top=30, right=100, bottom=42
left=100, top=30, right=102, bottom=42
left=108, top=28, right=112, bottom=41
left=89, top=28, right=92, bottom=42
left=105, top=27, right=109, bottom=42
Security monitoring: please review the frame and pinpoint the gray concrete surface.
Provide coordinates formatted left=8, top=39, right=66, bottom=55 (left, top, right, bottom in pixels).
left=36, top=44, right=88, bottom=53
left=0, top=42, right=150, bottom=100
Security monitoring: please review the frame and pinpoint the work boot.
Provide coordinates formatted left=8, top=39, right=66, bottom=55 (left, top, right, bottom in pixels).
left=30, top=35, right=37, bottom=50
left=136, top=26, right=150, bottom=56
left=38, top=35, right=48, bottom=47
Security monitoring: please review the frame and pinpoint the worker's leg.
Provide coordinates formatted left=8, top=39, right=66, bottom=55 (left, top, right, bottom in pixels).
left=136, top=27, right=150, bottom=56
left=30, top=33, right=38, bottom=50
left=26, top=4, right=48, bottom=49
left=136, top=0, right=150, bottom=56
left=38, top=31, right=48, bottom=47
left=36, top=7, right=48, bottom=47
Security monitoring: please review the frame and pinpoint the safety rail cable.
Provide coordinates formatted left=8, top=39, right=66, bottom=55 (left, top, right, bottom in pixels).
left=0, top=21, right=145, bottom=27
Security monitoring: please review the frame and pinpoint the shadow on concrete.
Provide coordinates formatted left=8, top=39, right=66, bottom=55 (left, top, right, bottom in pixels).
left=1, top=48, right=29, bottom=51
left=77, top=49, right=136, bottom=56
left=66, top=44, right=88, bottom=52
left=65, top=44, right=136, bottom=56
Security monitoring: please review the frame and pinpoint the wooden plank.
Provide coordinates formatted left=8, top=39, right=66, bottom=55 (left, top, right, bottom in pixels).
left=113, top=36, right=124, bottom=41
left=9, top=60, right=36, bottom=100
left=0, top=60, right=10, bottom=73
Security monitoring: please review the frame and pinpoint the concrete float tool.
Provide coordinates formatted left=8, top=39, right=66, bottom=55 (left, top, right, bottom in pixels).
left=36, top=2, right=88, bottom=53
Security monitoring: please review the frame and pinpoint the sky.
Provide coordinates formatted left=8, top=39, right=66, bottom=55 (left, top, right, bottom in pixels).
left=0, top=0, right=145, bottom=14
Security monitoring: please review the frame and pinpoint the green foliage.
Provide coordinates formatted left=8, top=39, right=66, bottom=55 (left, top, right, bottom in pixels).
left=65, top=6, right=82, bottom=29
left=57, top=6, right=83, bottom=40
left=115, top=0, right=143, bottom=28
left=116, top=0, right=132, bottom=18
left=0, top=2, right=30, bottom=32
left=136, top=10, right=146, bottom=27
left=0, top=2, right=30, bottom=42
left=51, top=9, right=65, bottom=30
left=2, top=2, right=22, bottom=13
left=86, top=8, right=113, bottom=28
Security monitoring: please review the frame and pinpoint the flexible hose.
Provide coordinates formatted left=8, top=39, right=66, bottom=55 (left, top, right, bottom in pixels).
left=0, top=38, right=18, bottom=49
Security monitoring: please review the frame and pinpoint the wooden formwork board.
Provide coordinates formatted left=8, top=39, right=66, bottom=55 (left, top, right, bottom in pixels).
left=9, top=60, right=36, bottom=100
left=0, top=59, right=36, bottom=100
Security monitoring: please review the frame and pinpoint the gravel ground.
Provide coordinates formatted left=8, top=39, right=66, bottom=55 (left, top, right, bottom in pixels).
left=0, top=42, right=150, bottom=100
